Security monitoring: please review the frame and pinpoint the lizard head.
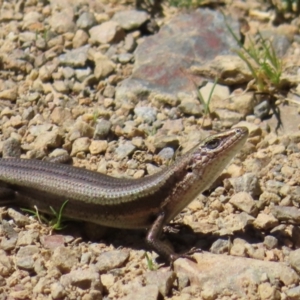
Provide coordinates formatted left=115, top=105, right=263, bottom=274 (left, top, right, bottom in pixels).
left=190, top=126, right=249, bottom=187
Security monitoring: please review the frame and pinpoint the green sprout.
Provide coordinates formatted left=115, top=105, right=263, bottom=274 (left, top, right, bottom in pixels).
left=196, top=77, right=218, bottom=127
left=226, top=21, right=282, bottom=95
left=21, top=200, right=69, bottom=231
left=92, top=110, right=100, bottom=123
left=21, top=206, right=48, bottom=224
left=49, top=200, right=69, bottom=231
left=145, top=252, right=158, bottom=270
left=167, top=0, right=204, bottom=8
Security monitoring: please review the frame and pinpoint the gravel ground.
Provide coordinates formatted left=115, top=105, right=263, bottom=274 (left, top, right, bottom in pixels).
left=1, top=0, right=300, bottom=299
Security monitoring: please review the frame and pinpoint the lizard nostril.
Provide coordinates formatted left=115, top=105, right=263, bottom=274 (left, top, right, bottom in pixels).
left=236, top=127, right=248, bottom=135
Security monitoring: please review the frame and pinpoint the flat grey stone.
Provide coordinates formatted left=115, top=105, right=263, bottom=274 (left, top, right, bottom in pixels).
left=271, top=206, right=300, bottom=223
left=17, top=230, right=39, bottom=246
left=144, top=270, right=176, bottom=297
left=2, top=137, right=21, bottom=158
left=16, top=245, right=39, bottom=270
left=115, top=142, right=136, bottom=160
left=210, top=239, right=229, bottom=254
left=229, top=192, right=258, bottom=215
left=229, top=173, right=261, bottom=197
left=59, top=45, right=90, bottom=67
left=263, top=235, right=278, bottom=250
left=96, top=250, right=129, bottom=272
left=51, top=246, right=79, bottom=273
left=89, top=21, right=125, bottom=44
left=115, top=9, right=239, bottom=106
left=76, top=11, right=96, bottom=29
left=134, top=107, right=157, bottom=123
left=157, top=147, right=174, bottom=163
left=94, top=119, right=112, bottom=139
left=60, top=267, right=103, bottom=291
left=112, top=10, right=149, bottom=31
left=120, top=285, right=159, bottom=300
left=50, top=9, right=76, bottom=34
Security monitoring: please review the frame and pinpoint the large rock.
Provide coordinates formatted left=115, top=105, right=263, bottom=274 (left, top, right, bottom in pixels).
left=115, top=9, right=239, bottom=107
left=175, top=253, right=298, bottom=299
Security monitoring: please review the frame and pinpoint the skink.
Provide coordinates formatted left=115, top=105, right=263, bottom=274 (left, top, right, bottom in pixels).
left=0, top=127, right=248, bottom=261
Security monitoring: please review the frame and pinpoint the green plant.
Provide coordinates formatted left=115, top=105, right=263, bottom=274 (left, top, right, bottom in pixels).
left=167, top=0, right=204, bottom=7
left=196, top=77, right=218, bottom=127
left=92, top=110, right=100, bottom=123
left=226, top=21, right=282, bottom=95
left=21, top=200, right=69, bottom=231
left=34, top=28, right=50, bottom=42
left=145, top=252, right=158, bottom=270
left=49, top=200, right=69, bottom=231
left=42, top=29, right=50, bottom=42
left=178, top=64, right=217, bottom=128
left=145, top=126, right=157, bottom=137
left=21, top=206, right=48, bottom=224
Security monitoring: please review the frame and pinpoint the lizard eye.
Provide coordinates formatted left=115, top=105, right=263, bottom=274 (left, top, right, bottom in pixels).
left=205, top=138, right=221, bottom=150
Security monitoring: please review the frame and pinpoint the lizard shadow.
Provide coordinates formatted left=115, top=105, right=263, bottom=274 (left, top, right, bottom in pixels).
left=60, top=220, right=280, bottom=262
left=11, top=203, right=289, bottom=264
left=3, top=205, right=289, bottom=262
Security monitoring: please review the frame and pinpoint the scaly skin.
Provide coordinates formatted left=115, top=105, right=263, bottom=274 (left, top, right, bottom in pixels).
left=0, top=127, right=248, bottom=261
